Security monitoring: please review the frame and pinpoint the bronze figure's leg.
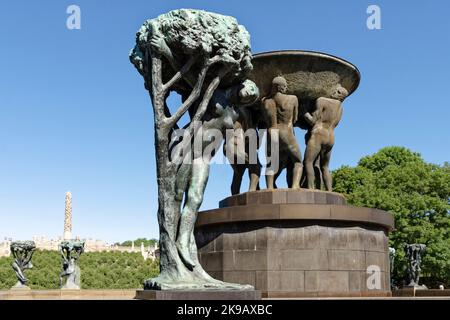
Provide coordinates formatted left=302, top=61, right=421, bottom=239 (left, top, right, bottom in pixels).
left=12, top=261, right=26, bottom=285
left=304, top=136, right=322, bottom=190
left=289, top=143, right=303, bottom=189
left=176, top=160, right=210, bottom=269
left=320, top=146, right=333, bottom=191
left=231, top=165, right=245, bottom=195
left=248, top=161, right=261, bottom=191
left=265, top=131, right=276, bottom=190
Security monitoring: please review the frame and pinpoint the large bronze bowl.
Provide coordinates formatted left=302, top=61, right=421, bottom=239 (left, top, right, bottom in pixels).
left=248, top=50, right=360, bottom=101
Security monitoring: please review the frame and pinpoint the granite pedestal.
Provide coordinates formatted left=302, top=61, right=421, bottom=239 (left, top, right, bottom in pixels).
left=135, top=289, right=261, bottom=300
left=393, top=288, right=450, bottom=297
left=195, top=189, right=395, bottom=298
left=0, top=289, right=137, bottom=300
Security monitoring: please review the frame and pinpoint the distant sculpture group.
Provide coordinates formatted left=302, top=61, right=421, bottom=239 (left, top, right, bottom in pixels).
left=389, top=247, right=396, bottom=289
left=405, top=243, right=427, bottom=287
left=9, top=192, right=86, bottom=291
left=11, top=241, right=35, bottom=289
left=59, top=240, right=85, bottom=290
left=59, top=192, right=85, bottom=290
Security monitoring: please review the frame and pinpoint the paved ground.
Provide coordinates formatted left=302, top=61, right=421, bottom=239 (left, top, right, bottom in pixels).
left=266, top=297, right=450, bottom=300
left=1, top=290, right=449, bottom=300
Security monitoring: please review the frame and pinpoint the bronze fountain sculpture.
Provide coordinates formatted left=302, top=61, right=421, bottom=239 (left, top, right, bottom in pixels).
left=130, top=9, right=394, bottom=298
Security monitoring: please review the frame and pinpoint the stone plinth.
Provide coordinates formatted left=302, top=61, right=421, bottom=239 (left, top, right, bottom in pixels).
left=195, top=190, right=394, bottom=298
left=219, top=189, right=347, bottom=208
left=396, top=289, right=450, bottom=297
left=135, top=290, right=261, bottom=300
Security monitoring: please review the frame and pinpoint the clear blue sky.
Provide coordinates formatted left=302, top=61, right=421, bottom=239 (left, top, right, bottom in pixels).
left=0, top=0, right=449, bottom=243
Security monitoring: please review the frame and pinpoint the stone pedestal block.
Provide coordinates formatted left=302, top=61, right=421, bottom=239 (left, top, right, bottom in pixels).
left=0, top=289, right=138, bottom=300
left=195, top=189, right=394, bottom=298
left=135, top=290, right=261, bottom=300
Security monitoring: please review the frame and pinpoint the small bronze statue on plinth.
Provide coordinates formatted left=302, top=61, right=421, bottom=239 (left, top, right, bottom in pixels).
left=404, top=243, right=427, bottom=289
left=10, top=241, right=36, bottom=289
left=59, top=240, right=85, bottom=290
left=389, top=247, right=397, bottom=290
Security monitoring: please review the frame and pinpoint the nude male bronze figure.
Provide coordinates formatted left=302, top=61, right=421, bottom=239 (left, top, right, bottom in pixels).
left=303, top=84, right=348, bottom=191
left=260, top=76, right=302, bottom=189
left=224, top=105, right=261, bottom=195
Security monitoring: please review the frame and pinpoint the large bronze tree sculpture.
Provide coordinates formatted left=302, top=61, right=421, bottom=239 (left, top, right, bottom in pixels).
left=130, top=9, right=256, bottom=289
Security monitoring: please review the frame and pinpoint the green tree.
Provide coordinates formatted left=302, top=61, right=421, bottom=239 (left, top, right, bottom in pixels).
left=119, top=238, right=158, bottom=247
left=333, top=146, right=450, bottom=287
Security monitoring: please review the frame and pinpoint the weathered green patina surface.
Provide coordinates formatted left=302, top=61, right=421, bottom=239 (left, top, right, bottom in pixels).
left=59, top=240, right=85, bottom=290
left=130, top=9, right=256, bottom=290
left=10, top=241, right=35, bottom=289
